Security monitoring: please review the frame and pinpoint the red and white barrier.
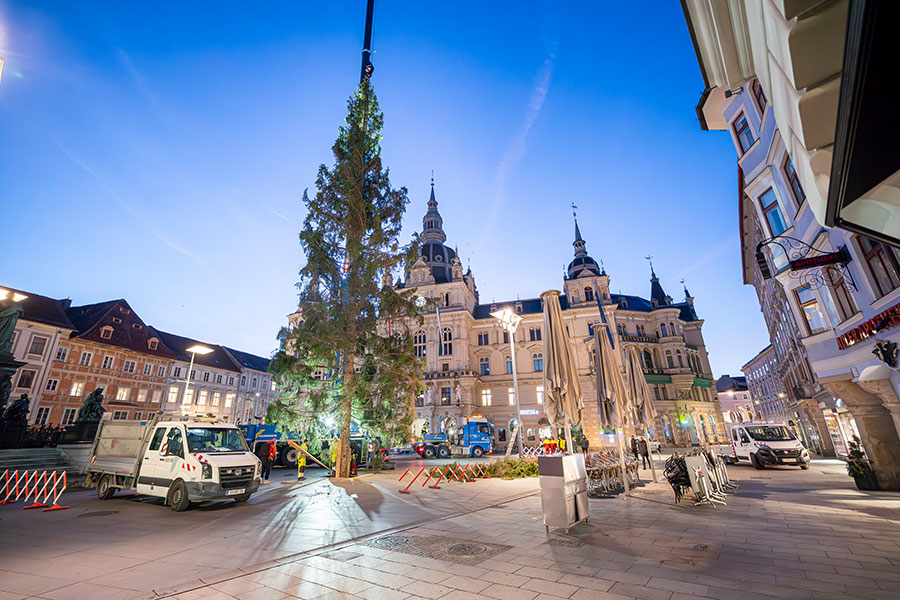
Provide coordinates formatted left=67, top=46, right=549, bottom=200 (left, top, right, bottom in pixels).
left=0, top=469, right=70, bottom=512
left=396, top=462, right=493, bottom=495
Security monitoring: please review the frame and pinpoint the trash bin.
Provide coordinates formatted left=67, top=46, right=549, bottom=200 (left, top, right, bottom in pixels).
left=538, top=453, right=589, bottom=533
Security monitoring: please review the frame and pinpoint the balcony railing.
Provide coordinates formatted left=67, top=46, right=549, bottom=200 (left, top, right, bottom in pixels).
left=621, top=335, right=659, bottom=344
left=423, top=369, right=477, bottom=380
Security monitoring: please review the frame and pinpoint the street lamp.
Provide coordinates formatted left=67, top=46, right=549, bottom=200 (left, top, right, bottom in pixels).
left=491, top=307, right=524, bottom=458
left=182, top=344, right=213, bottom=417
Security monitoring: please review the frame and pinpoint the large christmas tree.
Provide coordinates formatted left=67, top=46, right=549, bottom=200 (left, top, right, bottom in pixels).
left=269, top=81, right=422, bottom=477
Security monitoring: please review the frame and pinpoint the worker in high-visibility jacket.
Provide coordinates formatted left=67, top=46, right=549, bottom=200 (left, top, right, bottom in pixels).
left=297, top=440, right=308, bottom=481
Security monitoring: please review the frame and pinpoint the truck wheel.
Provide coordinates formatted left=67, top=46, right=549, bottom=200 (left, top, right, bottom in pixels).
left=168, top=481, right=191, bottom=512
left=281, top=447, right=299, bottom=468
left=438, top=445, right=451, bottom=459
left=750, top=454, right=765, bottom=470
left=800, top=463, right=810, bottom=470
left=472, top=446, right=484, bottom=458
left=423, top=445, right=437, bottom=459
left=97, top=475, right=115, bottom=500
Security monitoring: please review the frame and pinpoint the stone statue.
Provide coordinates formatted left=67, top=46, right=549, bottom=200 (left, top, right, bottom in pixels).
left=454, top=383, right=462, bottom=406
left=77, top=388, right=106, bottom=422
left=0, top=377, right=11, bottom=411
left=1, top=393, right=29, bottom=423
left=0, top=304, right=24, bottom=355
left=425, top=387, right=434, bottom=406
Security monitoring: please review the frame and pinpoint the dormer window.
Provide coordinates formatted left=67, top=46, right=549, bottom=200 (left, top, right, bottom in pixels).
left=618, top=298, right=627, bottom=309
left=100, top=326, right=113, bottom=340
left=112, top=317, right=122, bottom=324
left=132, top=323, right=143, bottom=330
left=515, top=303, right=523, bottom=314
left=119, top=307, right=131, bottom=315
left=148, top=338, right=159, bottom=350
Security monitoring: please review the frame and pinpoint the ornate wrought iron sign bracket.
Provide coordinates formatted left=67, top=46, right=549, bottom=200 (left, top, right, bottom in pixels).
left=755, top=236, right=858, bottom=292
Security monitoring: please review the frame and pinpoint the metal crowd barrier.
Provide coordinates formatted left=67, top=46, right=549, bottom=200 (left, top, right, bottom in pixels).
left=397, top=462, right=490, bottom=494
left=0, top=469, right=70, bottom=511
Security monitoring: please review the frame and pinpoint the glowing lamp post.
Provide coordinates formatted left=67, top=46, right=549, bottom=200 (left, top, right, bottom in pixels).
left=491, top=307, right=524, bottom=458
left=182, top=344, right=213, bottom=417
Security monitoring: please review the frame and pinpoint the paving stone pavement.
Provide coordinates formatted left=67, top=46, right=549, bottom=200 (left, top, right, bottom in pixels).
left=2, top=457, right=899, bottom=600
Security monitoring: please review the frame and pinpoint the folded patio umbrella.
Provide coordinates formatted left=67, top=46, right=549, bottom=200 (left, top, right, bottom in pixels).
left=541, top=290, right=583, bottom=452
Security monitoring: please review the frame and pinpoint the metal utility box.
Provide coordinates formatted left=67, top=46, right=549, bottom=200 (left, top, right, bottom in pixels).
left=538, top=454, right=589, bottom=533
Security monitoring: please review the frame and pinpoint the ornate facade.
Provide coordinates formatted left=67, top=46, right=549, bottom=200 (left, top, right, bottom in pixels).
left=396, top=184, right=724, bottom=448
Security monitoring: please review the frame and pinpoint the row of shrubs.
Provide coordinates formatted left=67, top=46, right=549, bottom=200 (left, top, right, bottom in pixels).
left=423, top=458, right=539, bottom=481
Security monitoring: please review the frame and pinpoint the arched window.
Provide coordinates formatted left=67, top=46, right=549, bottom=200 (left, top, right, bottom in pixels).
left=666, top=350, right=674, bottom=368
left=505, top=355, right=512, bottom=374
left=642, top=350, right=653, bottom=369
left=533, top=353, right=543, bottom=372
left=526, top=428, right=535, bottom=441
left=443, top=292, right=451, bottom=307
left=479, top=357, right=490, bottom=376
left=669, top=322, right=676, bottom=336
left=660, top=323, right=668, bottom=337
left=677, top=350, right=684, bottom=367
left=414, top=331, right=426, bottom=358
left=440, top=327, right=452, bottom=356
left=584, top=287, right=594, bottom=302
left=571, top=289, right=580, bottom=304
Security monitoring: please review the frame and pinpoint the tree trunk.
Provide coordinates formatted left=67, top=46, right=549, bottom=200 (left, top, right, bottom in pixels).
left=337, top=350, right=356, bottom=478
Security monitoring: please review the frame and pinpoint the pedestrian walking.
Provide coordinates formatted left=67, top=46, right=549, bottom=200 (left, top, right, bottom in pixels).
left=580, top=436, right=589, bottom=454
left=629, top=435, right=638, bottom=460
left=256, top=440, right=275, bottom=484
left=638, top=437, right=650, bottom=469
left=297, top=439, right=307, bottom=481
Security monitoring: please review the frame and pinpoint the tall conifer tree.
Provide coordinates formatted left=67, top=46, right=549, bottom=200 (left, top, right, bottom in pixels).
left=269, top=81, right=422, bottom=477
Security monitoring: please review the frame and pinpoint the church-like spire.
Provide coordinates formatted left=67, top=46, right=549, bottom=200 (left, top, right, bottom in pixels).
left=647, top=256, right=671, bottom=306
left=681, top=278, right=692, bottom=300
left=421, top=175, right=446, bottom=244
left=572, top=202, right=587, bottom=257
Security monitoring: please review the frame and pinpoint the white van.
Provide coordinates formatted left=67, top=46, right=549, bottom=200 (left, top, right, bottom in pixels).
left=86, top=414, right=262, bottom=511
left=726, top=422, right=810, bottom=470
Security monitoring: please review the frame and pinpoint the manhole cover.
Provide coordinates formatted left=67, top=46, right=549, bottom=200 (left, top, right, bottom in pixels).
left=446, top=543, right=487, bottom=556
left=690, top=544, right=707, bottom=550
left=78, top=511, right=119, bottom=518
left=372, top=535, right=409, bottom=548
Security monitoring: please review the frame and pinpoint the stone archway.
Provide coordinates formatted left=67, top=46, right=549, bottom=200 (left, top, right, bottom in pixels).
left=412, top=417, right=429, bottom=438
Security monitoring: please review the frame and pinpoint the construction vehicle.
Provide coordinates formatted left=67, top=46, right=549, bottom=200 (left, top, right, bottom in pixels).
left=239, top=424, right=301, bottom=468
left=86, top=413, right=260, bottom=511
left=415, top=416, right=493, bottom=458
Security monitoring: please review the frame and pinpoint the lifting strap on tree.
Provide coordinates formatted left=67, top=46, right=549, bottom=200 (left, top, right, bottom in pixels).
left=286, top=440, right=331, bottom=471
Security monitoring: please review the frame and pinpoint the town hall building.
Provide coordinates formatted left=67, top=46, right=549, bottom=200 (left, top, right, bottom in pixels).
left=396, top=184, right=723, bottom=448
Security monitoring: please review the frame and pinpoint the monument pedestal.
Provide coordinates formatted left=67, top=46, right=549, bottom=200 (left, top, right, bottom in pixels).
left=61, top=421, right=100, bottom=444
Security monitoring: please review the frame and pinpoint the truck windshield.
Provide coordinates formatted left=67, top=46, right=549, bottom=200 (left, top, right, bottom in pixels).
left=745, top=425, right=795, bottom=442
left=186, top=428, right=249, bottom=452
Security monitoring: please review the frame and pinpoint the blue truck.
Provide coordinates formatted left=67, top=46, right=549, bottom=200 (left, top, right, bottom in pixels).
left=239, top=424, right=301, bottom=467
left=415, top=416, right=493, bottom=458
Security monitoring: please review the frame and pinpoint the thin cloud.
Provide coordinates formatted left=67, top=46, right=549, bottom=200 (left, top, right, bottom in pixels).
left=55, top=141, right=202, bottom=262
left=262, top=204, right=292, bottom=222
left=478, top=50, right=556, bottom=247
left=116, top=48, right=167, bottom=123
left=678, top=235, right=740, bottom=278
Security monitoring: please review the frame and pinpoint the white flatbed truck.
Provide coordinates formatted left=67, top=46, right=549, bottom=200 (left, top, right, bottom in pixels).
left=85, top=413, right=261, bottom=511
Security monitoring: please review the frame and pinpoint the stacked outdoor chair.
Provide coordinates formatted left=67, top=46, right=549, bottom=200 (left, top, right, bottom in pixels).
left=584, top=449, right=639, bottom=495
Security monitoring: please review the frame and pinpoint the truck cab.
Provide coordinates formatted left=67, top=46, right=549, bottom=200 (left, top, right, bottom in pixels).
left=416, top=416, right=493, bottom=458
left=87, top=415, right=262, bottom=511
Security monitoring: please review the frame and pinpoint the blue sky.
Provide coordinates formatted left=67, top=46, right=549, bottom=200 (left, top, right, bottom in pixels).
left=0, top=1, right=768, bottom=377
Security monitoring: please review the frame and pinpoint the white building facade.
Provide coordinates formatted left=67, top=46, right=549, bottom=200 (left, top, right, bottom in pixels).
left=682, top=8, right=900, bottom=487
